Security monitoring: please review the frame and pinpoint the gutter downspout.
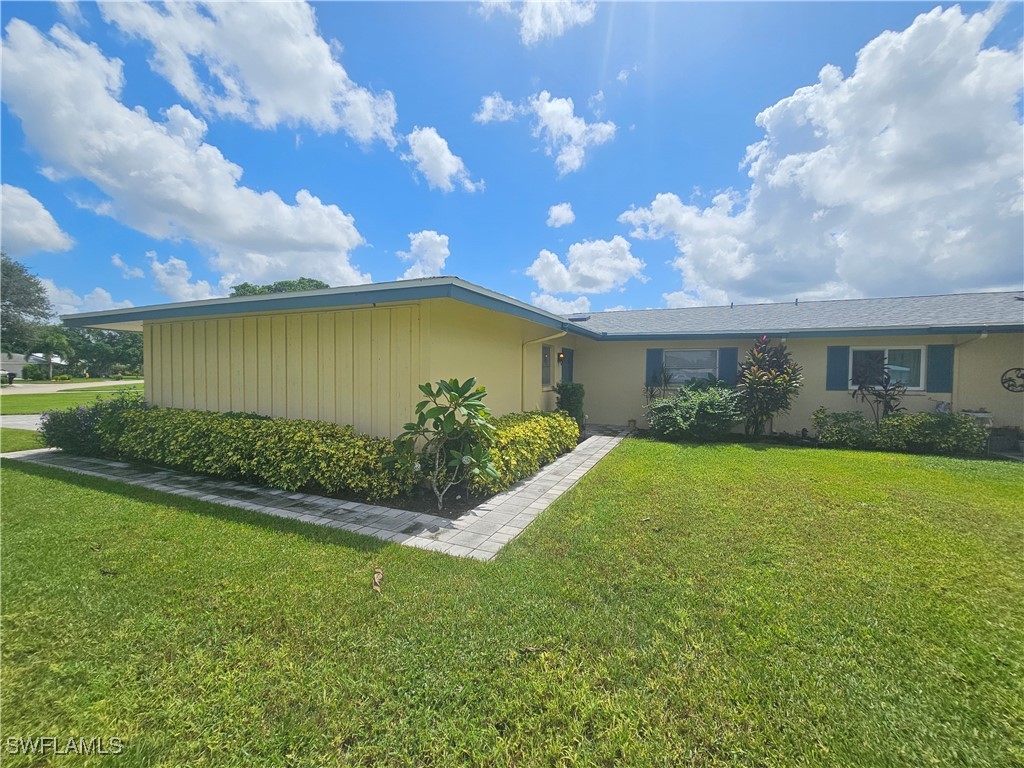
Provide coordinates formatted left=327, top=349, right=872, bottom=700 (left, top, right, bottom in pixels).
left=522, top=329, right=567, bottom=411
left=951, top=331, right=988, bottom=412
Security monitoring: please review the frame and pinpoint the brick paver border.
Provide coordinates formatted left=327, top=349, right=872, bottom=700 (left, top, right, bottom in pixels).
left=4, top=430, right=627, bottom=560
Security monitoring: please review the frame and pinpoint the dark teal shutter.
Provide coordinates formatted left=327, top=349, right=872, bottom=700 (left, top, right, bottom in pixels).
left=826, top=346, right=850, bottom=391
left=718, top=347, right=739, bottom=386
left=560, top=348, right=574, bottom=383
left=926, top=344, right=954, bottom=393
left=645, top=348, right=663, bottom=386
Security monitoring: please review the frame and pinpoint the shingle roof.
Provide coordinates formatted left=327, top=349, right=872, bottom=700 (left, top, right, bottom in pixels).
left=565, top=291, right=1024, bottom=338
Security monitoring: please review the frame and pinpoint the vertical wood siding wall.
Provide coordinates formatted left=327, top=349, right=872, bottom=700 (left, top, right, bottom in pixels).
left=144, top=306, right=420, bottom=437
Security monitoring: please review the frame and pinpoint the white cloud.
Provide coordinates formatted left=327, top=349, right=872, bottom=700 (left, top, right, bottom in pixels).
left=587, top=90, right=604, bottom=118
left=473, top=92, right=518, bottom=124
left=98, top=1, right=398, bottom=145
left=546, top=202, right=575, bottom=228
left=483, top=0, right=596, bottom=46
left=620, top=5, right=1023, bottom=305
left=56, top=0, right=84, bottom=25
left=530, top=293, right=591, bottom=315
left=397, top=230, right=450, bottom=279
left=2, top=20, right=370, bottom=291
left=148, top=253, right=216, bottom=302
left=402, top=126, right=482, bottom=193
left=529, top=91, right=616, bottom=175
left=527, top=235, right=645, bottom=294
left=42, top=278, right=133, bottom=316
left=0, top=184, right=74, bottom=256
left=111, top=253, right=144, bottom=279
left=616, top=65, right=638, bottom=84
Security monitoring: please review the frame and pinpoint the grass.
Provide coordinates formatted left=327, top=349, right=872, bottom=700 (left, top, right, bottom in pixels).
left=0, top=388, right=142, bottom=415
left=0, top=428, right=43, bottom=453
left=2, top=441, right=1022, bottom=767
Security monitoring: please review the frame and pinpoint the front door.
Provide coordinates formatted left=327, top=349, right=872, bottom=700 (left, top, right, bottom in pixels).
left=560, top=348, right=574, bottom=383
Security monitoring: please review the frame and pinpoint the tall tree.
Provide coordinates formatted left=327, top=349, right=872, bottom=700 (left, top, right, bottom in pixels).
left=25, top=326, right=73, bottom=379
left=1, top=253, right=52, bottom=353
left=229, top=277, right=330, bottom=297
left=61, top=327, right=142, bottom=377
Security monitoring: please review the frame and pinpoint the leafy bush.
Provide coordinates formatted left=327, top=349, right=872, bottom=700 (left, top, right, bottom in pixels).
left=53, top=374, right=71, bottom=381
left=468, top=411, right=579, bottom=496
left=812, top=408, right=874, bottom=450
left=645, top=385, right=741, bottom=442
left=20, top=363, right=46, bottom=380
left=872, top=412, right=986, bottom=456
left=736, top=336, right=803, bottom=436
left=40, top=391, right=145, bottom=457
left=554, top=382, right=585, bottom=431
left=42, top=397, right=415, bottom=500
left=812, top=407, right=986, bottom=456
left=392, top=378, right=499, bottom=510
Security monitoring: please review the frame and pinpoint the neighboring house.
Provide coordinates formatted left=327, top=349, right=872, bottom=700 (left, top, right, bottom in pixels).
left=1, top=352, right=67, bottom=378
left=62, top=278, right=1024, bottom=435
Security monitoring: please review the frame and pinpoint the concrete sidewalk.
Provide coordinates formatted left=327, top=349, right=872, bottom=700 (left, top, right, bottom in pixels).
left=5, top=430, right=628, bottom=560
left=0, top=380, right=143, bottom=395
left=2, top=415, right=43, bottom=430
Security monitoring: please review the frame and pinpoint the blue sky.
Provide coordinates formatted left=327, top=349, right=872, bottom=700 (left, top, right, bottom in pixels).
left=2, top=1, right=1021, bottom=317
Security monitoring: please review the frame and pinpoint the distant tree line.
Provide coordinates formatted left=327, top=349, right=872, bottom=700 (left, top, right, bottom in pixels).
left=1, top=254, right=330, bottom=379
left=1, top=253, right=142, bottom=379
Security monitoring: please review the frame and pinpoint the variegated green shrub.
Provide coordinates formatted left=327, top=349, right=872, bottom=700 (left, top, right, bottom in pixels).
left=468, top=410, right=579, bottom=495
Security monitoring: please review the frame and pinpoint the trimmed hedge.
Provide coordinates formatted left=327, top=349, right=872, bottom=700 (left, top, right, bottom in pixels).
left=40, top=393, right=143, bottom=457
left=813, top=408, right=986, bottom=456
left=872, top=412, right=987, bottom=455
left=811, top=409, right=874, bottom=450
left=42, top=398, right=582, bottom=502
left=468, top=411, right=579, bottom=495
left=42, top=398, right=415, bottom=500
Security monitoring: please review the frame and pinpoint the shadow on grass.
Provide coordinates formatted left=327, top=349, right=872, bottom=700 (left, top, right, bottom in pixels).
left=3, top=460, right=390, bottom=554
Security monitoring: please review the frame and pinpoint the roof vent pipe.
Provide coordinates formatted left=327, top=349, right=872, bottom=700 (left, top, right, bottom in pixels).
left=795, top=298, right=799, bottom=306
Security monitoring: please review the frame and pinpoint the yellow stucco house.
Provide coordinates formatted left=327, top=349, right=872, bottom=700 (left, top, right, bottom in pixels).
left=63, top=278, right=1024, bottom=436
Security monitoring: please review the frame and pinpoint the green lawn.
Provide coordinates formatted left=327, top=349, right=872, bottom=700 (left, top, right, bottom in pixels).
left=2, top=442, right=1022, bottom=767
left=0, top=387, right=143, bottom=415
left=0, top=428, right=43, bottom=453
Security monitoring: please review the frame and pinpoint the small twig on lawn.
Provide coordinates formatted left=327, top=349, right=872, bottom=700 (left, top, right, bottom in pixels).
left=371, top=567, right=383, bottom=595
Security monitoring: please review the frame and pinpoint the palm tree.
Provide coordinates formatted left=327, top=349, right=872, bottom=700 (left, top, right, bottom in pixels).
left=25, top=329, right=73, bottom=380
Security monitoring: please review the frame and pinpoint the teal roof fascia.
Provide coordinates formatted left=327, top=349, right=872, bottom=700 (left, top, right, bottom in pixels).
left=588, top=324, right=1023, bottom=342
left=61, top=277, right=604, bottom=338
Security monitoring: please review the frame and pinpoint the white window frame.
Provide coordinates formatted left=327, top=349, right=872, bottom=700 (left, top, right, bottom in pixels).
left=848, top=346, right=925, bottom=391
left=663, top=348, right=720, bottom=387
left=541, top=344, right=553, bottom=389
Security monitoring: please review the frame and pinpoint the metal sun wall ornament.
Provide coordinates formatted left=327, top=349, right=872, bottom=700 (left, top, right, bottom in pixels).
left=1001, top=368, right=1024, bottom=393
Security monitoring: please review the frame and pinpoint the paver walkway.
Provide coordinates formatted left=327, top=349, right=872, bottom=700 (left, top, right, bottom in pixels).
left=5, top=431, right=627, bottom=560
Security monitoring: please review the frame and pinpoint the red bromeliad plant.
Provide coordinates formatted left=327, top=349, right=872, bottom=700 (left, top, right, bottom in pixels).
left=736, top=335, right=803, bottom=436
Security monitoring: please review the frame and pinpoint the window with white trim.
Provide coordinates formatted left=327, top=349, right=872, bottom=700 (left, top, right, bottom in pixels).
left=664, top=349, right=719, bottom=386
left=850, top=347, right=924, bottom=389
left=541, top=345, right=552, bottom=387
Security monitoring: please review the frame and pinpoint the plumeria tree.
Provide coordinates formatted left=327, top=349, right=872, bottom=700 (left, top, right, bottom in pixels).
left=393, top=377, right=499, bottom=510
